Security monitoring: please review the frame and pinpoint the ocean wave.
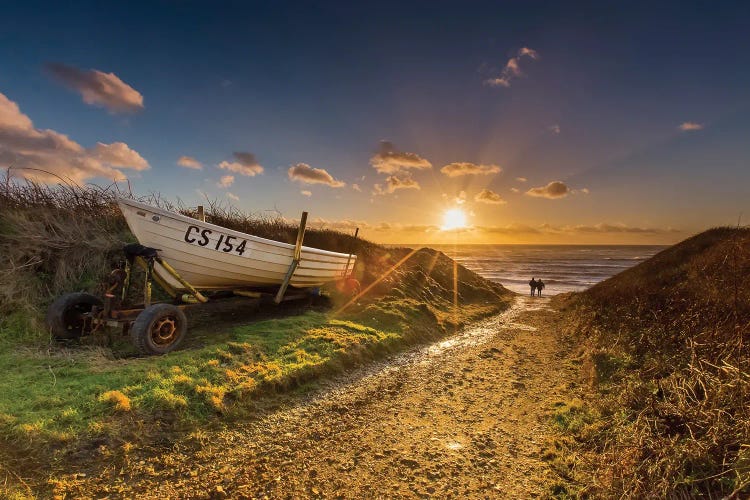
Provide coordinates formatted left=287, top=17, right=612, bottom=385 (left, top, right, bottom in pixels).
left=448, top=245, right=663, bottom=295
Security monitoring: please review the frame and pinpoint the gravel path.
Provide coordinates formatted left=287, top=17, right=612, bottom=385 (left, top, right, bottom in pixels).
left=57, top=295, right=576, bottom=499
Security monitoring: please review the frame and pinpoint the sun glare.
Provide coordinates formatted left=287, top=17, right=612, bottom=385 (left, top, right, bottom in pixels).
left=442, top=208, right=468, bottom=230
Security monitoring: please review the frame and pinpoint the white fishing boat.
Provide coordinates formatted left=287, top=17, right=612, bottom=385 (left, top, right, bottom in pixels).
left=117, top=198, right=356, bottom=291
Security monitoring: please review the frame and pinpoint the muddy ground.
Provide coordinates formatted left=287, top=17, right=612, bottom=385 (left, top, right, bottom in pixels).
left=52, top=295, right=577, bottom=498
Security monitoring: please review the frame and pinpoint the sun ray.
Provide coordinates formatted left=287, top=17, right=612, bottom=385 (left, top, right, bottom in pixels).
left=333, top=247, right=422, bottom=317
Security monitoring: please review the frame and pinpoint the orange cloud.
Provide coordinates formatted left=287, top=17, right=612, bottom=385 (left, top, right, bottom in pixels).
left=45, top=63, right=144, bottom=113
left=678, top=122, right=704, bottom=131
left=440, top=162, right=501, bottom=177
left=288, top=163, right=345, bottom=187
left=90, top=142, right=148, bottom=170
left=301, top=190, right=312, bottom=197
left=218, top=151, right=263, bottom=176
left=474, top=189, right=506, bottom=205
left=0, top=92, right=148, bottom=182
left=485, top=47, right=540, bottom=88
left=373, top=173, right=420, bottom=194
left=217, top=175, right=234, bottom=188
left=370, top=141, right=432, bottom=174
left=518, top=47, right=539, bottom=59
left=177, top=156, right=202, bottom=170
left=525, top=181, right=570, bottom=199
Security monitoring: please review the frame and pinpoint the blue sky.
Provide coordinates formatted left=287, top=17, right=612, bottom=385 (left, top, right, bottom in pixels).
left=1, top=1, right=748, bottom=243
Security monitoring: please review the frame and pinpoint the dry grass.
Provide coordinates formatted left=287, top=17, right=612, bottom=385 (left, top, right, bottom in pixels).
left=555, top=228, right=750, bottom=498
left=0, top=170, right=375, bottom=343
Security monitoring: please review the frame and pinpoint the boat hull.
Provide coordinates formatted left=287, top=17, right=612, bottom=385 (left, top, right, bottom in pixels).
left=117, top=199, right=356, bottom=290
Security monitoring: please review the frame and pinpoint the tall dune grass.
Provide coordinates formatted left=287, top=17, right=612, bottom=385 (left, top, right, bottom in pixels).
left=556, top=228, right=750, bottom=497
left=0, top=170, right=371, bottom=343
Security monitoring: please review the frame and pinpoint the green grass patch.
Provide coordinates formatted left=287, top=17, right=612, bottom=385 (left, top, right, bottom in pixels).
left=0, top=295, right=505, bottom=466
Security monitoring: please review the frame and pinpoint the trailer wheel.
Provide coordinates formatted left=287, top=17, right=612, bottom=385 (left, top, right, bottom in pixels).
left=131, top=304, right=188, bottom=355
left=46, top=292, right=103, bottom=339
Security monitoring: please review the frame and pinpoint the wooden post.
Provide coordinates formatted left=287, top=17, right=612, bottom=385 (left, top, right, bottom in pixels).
left=344, top=227, right=359, bottom=277
left=275, top=211, right=308, bottom=303
left=197, top=205, right=205, bottom=222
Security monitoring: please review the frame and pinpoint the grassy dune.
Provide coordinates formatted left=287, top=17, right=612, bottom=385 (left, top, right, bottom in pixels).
left=0, top=176, right=512, bottom=482
left=551, top=228, right=750, bottom=497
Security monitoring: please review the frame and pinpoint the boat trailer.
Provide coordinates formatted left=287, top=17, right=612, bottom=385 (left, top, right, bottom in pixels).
left=46, top=212, right=360, bottom=355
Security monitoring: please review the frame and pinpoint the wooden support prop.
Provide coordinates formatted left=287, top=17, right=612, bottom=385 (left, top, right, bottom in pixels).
left=344, top=227, right=359, bottom=277
left=156, top=257, right=209, bottom=303
left=197, top=205, right=205, bottom=222
left=275, top=211, right=308, bottom=304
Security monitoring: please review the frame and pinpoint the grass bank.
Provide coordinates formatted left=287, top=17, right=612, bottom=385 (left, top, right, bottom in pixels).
left=546, top=228, right=750, bottom=498
left=0, top=175, right=512, bottom=494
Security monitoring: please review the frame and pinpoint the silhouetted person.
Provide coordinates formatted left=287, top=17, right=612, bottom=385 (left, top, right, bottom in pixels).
left=529, top=278, right=537, bottom=297
left=536, top=279, right=545, bottom=296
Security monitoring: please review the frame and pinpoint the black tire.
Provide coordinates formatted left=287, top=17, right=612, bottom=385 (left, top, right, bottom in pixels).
left=130, top=304, right=188, bottom=355
left=46, top=292, right=103, bottom=339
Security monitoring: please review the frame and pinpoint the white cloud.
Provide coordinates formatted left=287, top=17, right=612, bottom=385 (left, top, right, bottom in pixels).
left=45, top=63, right=144, bottom=113
left=525, top=181, right=570, bottom=199
left=351, top=183, right=362, bottom=192
left=549, top=124, right=561, bottom=134
left=177, top=156, right=202, bottom=170
left=370, top=141, right=432, bottom=174
left=287, top=163, right=345, bottom=187
left=301, top=190, right=312, bottom=197
left=227, top=192, right=239, bottom=201
left=0, top=92, right=148, bottom=183
left=474, top=189, right=507, bottom=205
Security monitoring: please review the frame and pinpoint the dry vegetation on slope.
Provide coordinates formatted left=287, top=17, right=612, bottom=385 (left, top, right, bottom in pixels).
left=554, top=228, right=750, bottom=497
left=0, top=174, right=511, bottom=495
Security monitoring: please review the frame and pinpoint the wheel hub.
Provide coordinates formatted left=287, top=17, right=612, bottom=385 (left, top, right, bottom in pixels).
left=151, top=317, right=177, bottom=345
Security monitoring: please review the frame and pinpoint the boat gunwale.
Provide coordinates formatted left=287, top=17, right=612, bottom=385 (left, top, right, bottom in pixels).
left=117, top=198, right=357, bottom=261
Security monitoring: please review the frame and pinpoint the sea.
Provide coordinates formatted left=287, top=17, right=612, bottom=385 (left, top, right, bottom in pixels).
left=427, top=245, right=667, bottom=295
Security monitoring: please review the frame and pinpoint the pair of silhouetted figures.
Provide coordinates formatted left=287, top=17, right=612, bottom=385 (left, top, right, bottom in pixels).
left=529, top=277, right=545, bottom=296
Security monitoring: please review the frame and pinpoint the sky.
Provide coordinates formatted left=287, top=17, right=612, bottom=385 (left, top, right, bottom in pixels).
left=1, top=0, right=749, bottom=244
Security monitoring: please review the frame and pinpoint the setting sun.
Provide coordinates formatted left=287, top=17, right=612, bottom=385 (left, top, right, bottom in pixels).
left=442, top=208, right=468, bottom=230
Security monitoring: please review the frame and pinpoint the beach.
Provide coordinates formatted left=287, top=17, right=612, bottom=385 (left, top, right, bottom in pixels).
left=431, top=244, right=665, bottom=294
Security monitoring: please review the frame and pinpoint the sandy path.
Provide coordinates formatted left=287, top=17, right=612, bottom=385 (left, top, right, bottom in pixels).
left=58, top=296, right=575, bottom=499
